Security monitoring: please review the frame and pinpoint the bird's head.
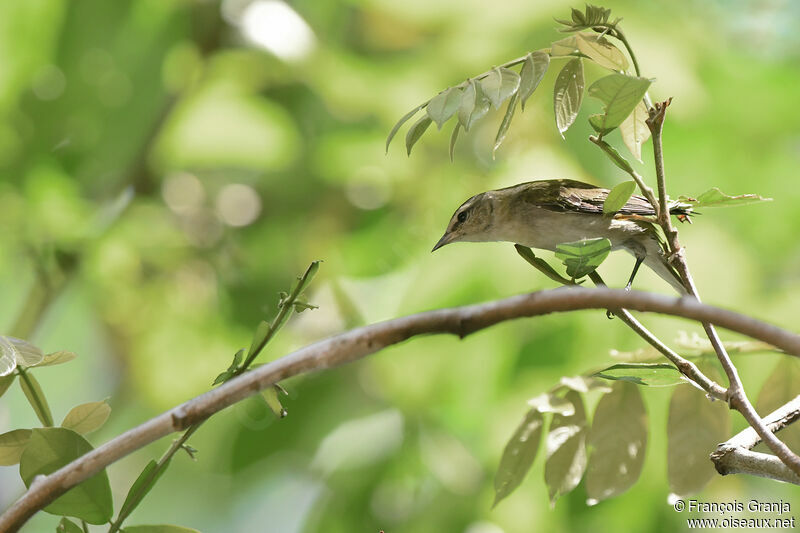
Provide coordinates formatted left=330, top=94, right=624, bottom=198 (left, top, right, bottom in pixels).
left=432, top=191, right=499, bottom=251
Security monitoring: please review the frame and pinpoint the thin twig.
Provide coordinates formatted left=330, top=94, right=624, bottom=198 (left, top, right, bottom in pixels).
left=646, top=100, right=800, bottom=477
left=588, top=272, right=726, bottom=400
left=3, top=287, right=800, bottom=532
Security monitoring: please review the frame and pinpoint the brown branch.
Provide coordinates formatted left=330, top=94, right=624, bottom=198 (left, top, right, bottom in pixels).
left=711, top=395, right=800, bottom=484
left=3, top=288, right=800, bottom=531
left=645, top=99, right=800, bottom=478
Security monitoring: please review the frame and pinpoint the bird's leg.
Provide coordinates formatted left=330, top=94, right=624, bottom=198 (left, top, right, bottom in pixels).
left=626, top=256, right=645, bottom=290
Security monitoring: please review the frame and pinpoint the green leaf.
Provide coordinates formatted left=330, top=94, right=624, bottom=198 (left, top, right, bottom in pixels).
left=519, top=51, right=549, bottom=110
left=61, top=400, right=111, bottom=435
left=386, top=102, right=426, bottom=153
left=585, top=381, right=647, bottom=504
left=261, top=385, right=288, bottom=418
left=668, top=363, right=729, bottom=496
left=35, top=351, right=78, bottom=367
left=458, top=79, right=490, bottom=131
left=514, top=245, right=578, bottom=286
left=122, top=526, right=201, bottom=533
left=553, top=58, right=584, bottom=137
left=554, top=237, right=611, bottom=279
left=756, top=358, right=800, bottom=454
left=494, top=409, right=544, bottom=506
left=20, top=371, right=54, bottom=427
left=20, top=428, right=113, bottom=524
left=0, top=428, right=32, bottom=466
left=480, top=67, right=521, bottom=110
left=592, top=137, right=634, bottom=173
left=405, top=115, right=432, bottom=156
left=678, top=188, right=773, bottom=208
left=571, top=7, right=586, bottom=25
left=0, top=373, right=15, bottom=399
left=297, top=260, right=321, bottom=293
left=448, top=122, right=461, bottom=162
left=575, top=33, right=628, bottom=71
left=426, top=87, right=463, bottom=129
left=545, top=390, right=588, bottom=505
left=118, top=459, right=170, bottom=521
left=493, top=92, right=518, bottom=158
left=603, top=181, right=637, bottom=215
left=587, top=74, right=651, bottom=134
left=619, top=102, right=650, bottom=162
left=593, top=363, right=685, bottom=387
left=57, top=517, right=84, bottom=533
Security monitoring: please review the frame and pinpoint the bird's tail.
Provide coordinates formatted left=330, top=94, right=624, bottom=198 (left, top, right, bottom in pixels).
left=643, top=253, right=687, bottom=294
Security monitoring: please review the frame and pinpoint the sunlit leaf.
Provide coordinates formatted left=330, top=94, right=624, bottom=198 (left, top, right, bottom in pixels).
left=405, top=115, right=433, bottom=156
left=0, top=429, right=32, bottom=466
left=593, top=363, right=684, bottom=387
left=756, top=358, right=800, bottom=454
left=587, top=73, right=651, bottom=134
left=668, top=364, right=729, bottom=496
left=427, top=87, right=463, bottom=129
left=122, top=526, right=200, bottom=533
left=550, top=35, right=579, bottom=56
left=619, top=102, right=650, bottom=162
left=480, top=67, right=521, bottom=110
left=386, top=102, right=426, bottom=153
left=553, top=58, right=584, bottom=137
left=494, top=409, right=544, bottom=506
left=560, top=375, right=611, bottom=393
left=449, top=122, right=461, bottom=162
left=35, top=351, right=78, bottom=367
left=585, top=382, right=647, bottom=504
left=575, top=33, right=628, bottom=71
left=545, top=391, right=587, bottom=505
left=6, top=337, right=45, bottom=367
left=554, top=237, right=611, bottom=279
left=57, top=517, right=83, bottom=533
left=519, top=51, right=549, bottom=110
left=678, top=188, right=773, bottom=208
left=603, top=181, right=637, bottom=215
left=0, top=373, right=15, bottom=399
left=61, top=400, right=111, bottom=435
left=20, top=371, right=54, bottom=427
left=119, top=459, right=170, bottom=521
left=458, top=79, right=490, bottom=131
left=20, top=428, right=113, bottom=524
left=493, top=92, right=518, bottom=158
left=528, top=392, right=575, bottom=415
left=0, top=336, right=17, bottom=376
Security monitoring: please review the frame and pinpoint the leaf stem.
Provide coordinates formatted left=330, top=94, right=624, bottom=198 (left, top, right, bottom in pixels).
left=16, top=368, right=53, bottom=427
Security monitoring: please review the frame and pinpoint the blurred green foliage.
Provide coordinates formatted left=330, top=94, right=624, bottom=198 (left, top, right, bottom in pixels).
left=1, top=0, right=799, bottom=532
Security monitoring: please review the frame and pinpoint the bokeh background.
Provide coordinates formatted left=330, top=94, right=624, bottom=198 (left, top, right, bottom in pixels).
left=1, top=0, right=799, bottom=531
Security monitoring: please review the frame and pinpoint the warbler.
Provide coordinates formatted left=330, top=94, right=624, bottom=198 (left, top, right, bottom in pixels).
left=432, top=179, right=691, bottom=293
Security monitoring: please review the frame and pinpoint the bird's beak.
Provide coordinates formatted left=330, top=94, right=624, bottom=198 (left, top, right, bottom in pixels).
left=431, top=232, right=452, bottom=252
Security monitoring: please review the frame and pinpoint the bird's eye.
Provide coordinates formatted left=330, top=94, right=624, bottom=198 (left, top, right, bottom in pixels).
left=457, top=211, right=468, bottom=223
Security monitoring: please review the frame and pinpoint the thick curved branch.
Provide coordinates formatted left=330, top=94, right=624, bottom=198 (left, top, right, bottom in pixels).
left=2, top=288, right=800, bottom=532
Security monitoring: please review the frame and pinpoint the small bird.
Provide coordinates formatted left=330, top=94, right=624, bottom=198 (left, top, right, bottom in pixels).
left=432, top=179, right=691, bottom=293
